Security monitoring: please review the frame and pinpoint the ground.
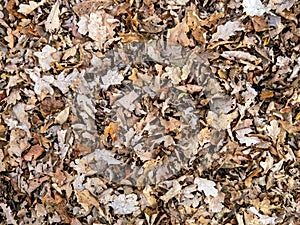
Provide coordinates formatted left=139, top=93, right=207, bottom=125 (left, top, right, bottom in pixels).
left=0, top=0, right=299, bottom=224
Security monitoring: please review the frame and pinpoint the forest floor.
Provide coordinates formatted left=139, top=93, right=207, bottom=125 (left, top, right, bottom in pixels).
left=0, top=0, right=299, bottom=224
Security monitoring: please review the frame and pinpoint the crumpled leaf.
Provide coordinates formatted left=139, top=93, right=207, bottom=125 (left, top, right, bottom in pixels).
left=45, top=0, right=60, bottom=32
left=33, top=45, right=57, bottom=71
left=206, top=110, right=239, bottom=131
left=242, top=0, right=266, bottom=16
left=23, top=144, right=44, bottom=161
left=18, top=0, right=47, bottom=15
left=73, top=0, right=113, bottom=17
left=109, top=194, right=139, bottom=214
left=194, top=178, right=218, bottom=197
left=266, top=120, right=280, bottom=142
left=75, top=189, right=106, bottom=218
left=12, top=103, right=31, bottom=135
left=211, top=21, right=244, bottom=42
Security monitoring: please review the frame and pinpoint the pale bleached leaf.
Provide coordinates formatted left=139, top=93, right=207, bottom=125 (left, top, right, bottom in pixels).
left=268, top=0, right=296, bottom=13
left=242, top=0, right=266, bottom=16
left=45, top=0, right=60, bottom=32
left=194, top=178, right=218, bottom=197
left=101, top=69, right=124, bottom=90
left=0, top=203, right=17, bottom=225
left=55, top=106, right=70, bottom=125
left=18, top=0, right=47, bottom=15
left=160, top=180, right=182, bottom=202
left=248, top=207, right=276, bottom=225
left=109, top=194, right=139, bottom=214
left=235, top=128, right=261, bottom=146
left=34, top=45, right=57, bottom=71
left=211, top=21, right=245, bottom=42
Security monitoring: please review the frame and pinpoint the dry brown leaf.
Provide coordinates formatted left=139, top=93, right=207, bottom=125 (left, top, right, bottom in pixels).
left=245, top=167, right=262, bottom=187
left=251, top=16, right=269, bottom=32
left=75, top=189, right=106, bottom=220
left=73, top=0, right=113, bottom=17
left=23, top=144, right=44, bottom=161
left=260, top=90, right=274, bottom=100
left=27, top=176, right=49, bottom=194
left=104, top=122, right=119, bottom=141
left=167, top=21, right=191, bottom=46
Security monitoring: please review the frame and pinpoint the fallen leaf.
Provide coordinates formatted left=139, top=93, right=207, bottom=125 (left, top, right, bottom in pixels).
left=18, top=0, right=47, bottom=15
left=73, top=0, right=113, bottom=17
left=204, top=191, right=225, bottom=213
left=101, top=69, right=124, bottom=90
left=247, top=206, right=276, bottom=225
left=33, top=45, right=57, bottom=71
left=221, top=51, right=259, bottom=62
left=268, top=0, right=296, bottom=13
left=160, top=180, right=182, bottom=202
left=167, top=21, right=191, bottom=46
left=211, top=21, right=244, bottom=42
left=27, top=176, right=49, bottom=194
left=109, top=194, right=139, bottom=215
left=55, top=107, right=70, bottom=125
left=45, top=0, right=60, bottom=33
left=236, top=128, right=261, bottom=146
left=0, top=203, right=17, bottom=225
left=75, top=189, right=101, bottom=212
left=23, top=144, right=44, bottom=161
left=242, top=0, right=266, bottom=16
left=251, top=16, right=269, bottom=32
left=260, top=90, right=274, bottom=100
left=194, top=178, right=218, bottom=197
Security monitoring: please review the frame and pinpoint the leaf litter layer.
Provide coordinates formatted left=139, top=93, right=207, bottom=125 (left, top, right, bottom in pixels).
left=0, top=0, right=299, bottom=224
